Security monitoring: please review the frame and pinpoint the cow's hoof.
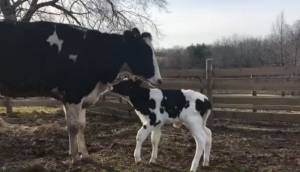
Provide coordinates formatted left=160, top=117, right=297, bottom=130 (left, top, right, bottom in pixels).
left=62, top=159, right=71, bottom=165
left=66, top=155, right=82, bottom=165
left=62, top=158, right=80, bottom=167
left=79, top=152, right=89, bottom=160
left=80, top=155, right=93, bottom=163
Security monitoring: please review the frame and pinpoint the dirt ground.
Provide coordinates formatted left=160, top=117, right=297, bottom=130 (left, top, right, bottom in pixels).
left=0, top=106, right=299, bottom=172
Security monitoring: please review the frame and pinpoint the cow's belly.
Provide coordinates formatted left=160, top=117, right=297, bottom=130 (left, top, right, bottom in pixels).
left=81, top=82, right=111, bottom=108
left=0, top=81, right=51, bottom=98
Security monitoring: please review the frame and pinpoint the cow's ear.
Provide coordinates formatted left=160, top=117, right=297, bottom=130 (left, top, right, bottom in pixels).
left=142, top=32, right=152, bottom=41
left=123, top=30, right=133, bottom=41
left=132, top=28, right=141, bottom=38
left=123, top=28, right=140, bottom=42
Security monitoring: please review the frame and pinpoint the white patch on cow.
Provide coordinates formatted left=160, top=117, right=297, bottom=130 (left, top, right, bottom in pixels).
left=149, top=89, right=163, bottom=109
left=181, top=89, right=207, bottom=102
left=143, top=37, right=162, bottom=84
left=51, top=87, right=59, bottom=93
left=180, top=89, right=208, bottom=122
left=47, top=30, right=64, bottom=53
left=148, top=89, right=165, bottom=121
left=81, top=82, right=111, bottom=106
left=69, top=54, right=78, bottom=63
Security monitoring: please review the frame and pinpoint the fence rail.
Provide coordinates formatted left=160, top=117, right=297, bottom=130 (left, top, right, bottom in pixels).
left=1, top=65, right=300, bottom=122
left=161, top=65, right=300, bottom=120
left=162, top=65, right=300, bottom=78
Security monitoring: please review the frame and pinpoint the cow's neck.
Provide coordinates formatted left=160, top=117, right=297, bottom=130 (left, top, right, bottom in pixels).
left=91, top=34, right=128, bottom=84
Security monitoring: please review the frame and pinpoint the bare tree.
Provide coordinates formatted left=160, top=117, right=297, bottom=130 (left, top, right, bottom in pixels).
left=271, top=12, right=290, bottom=66
left=289, top=20, right=300, bottom=66
left=0, top=0, right=167, bottom=31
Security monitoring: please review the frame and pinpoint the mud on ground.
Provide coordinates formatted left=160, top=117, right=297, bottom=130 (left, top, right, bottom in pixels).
left=0, top=106, right=299, bottom=172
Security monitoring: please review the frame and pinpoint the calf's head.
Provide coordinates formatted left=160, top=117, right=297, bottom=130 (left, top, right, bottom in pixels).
left=112, top=79, right=142, bottom=96
left=123, top=28, right=162, bottom=85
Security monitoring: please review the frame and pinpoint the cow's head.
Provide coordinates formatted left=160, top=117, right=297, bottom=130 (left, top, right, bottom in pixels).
left=123, top=28, right=162, bottom=85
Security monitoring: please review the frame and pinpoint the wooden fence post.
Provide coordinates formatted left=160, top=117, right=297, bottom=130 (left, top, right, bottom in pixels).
left=4, top=97, right=13, bottom=113
left=206, top=58, right=214, bottom=103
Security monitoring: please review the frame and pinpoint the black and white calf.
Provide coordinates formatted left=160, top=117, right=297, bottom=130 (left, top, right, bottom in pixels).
left=0, top=21, right=162, bottom=161
left=112, top=80, right=212, bottom=172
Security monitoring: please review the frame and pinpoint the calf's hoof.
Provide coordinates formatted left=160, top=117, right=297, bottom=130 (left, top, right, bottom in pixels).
left=149, top=159, right=157, bottom=164
left=135, top=158, right=142, bottom=164
left=190, top=167, right=198, bottom=172
left=202, top=161, right=209, bottom=167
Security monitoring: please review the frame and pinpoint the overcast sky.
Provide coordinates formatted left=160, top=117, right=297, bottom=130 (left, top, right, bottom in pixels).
left=151, top=0, right=300, bottom=48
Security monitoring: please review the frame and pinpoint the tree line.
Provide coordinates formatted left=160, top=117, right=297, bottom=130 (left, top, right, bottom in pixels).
left=157, top=12, right=300, bottom=69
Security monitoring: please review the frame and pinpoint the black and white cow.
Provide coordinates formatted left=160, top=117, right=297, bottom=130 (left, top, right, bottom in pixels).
left=112, top=79, right=212, bottom=172
left=0, top=21, right=162, bottom=161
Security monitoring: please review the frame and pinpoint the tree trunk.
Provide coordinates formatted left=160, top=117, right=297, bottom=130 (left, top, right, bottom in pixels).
left=295, top=43, right=298, bottom=66
left=0, top=0, right=17, bottom=21
left=4, top=97, right=13, bottom=114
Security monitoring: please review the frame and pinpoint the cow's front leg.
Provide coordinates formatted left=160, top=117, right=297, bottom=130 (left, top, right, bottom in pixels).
left=77, top=108, right=89, bottom=158
left=64, top=103, right=81, bottom=162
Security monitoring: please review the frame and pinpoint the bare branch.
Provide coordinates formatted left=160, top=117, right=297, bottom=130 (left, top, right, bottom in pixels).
left=12, top=0, right=27, bottom=9
left=0, top=0, right=17, bottom=21
left=50, top=3, right=81, bottom=25
left=4, top=0, right=167, bottom=35
left=21, top=0, right=59, bottom=22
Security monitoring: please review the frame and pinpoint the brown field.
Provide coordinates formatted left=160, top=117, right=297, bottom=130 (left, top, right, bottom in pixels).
left=0, top=105, right=300, bottom=172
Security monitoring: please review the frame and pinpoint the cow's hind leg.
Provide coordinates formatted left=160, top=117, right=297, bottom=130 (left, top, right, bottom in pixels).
left=77, top=108, right=89, bottom=158
left=64, top=103, right=81, bottom=162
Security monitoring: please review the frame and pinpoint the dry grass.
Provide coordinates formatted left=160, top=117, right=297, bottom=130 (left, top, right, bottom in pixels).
left=0, top=105, right=299, bottom=172
left=0, top=106, right=61, bottom=114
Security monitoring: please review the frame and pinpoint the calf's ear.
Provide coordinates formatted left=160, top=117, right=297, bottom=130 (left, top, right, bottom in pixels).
left=134, top=80, right=143, bottom=86
left=123, top=30, right=133, bottom=41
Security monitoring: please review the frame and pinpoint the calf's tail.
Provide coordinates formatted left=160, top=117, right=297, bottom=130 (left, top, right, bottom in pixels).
left=195, top=98, right=212, bottom=126
left=202, top=109, right=211, bottom=126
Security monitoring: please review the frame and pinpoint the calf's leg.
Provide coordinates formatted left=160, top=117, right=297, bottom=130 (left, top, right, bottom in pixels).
left=185, top=116, right=206, bottom=172
left=203, top=127, right=212, bottom=167
left=150, top=127, right=162, bottom=163
left=134, top=124, right=152, bottom=163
